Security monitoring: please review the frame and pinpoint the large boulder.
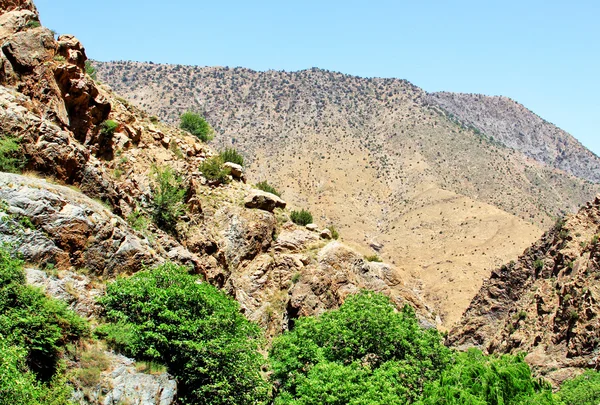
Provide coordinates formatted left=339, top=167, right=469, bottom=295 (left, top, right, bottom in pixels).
left=244, top=190, right=286, bottom=212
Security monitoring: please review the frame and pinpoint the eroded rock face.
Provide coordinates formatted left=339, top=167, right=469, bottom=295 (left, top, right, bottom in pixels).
left=72, top=352, right=177, bottom=405
left=449, top=195, right=600, bottom=384
left=0, top=172, right=160, bottom=275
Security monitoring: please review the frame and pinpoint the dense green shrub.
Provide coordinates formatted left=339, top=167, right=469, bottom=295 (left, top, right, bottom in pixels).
left=180, top=111, right=214, bottom=142
left=270, top=291, right=452, bottom=404
left=558, top=369, right=600, bottom=405
left=0, top=135, right=25, bottom=173
left=270, top=291, right=559, bottom=405
left=290, top=209, right=313, bottom=226
left=0, top=246, right=87, bottom=403
left=255, top=180, right=281, bottom=197
left=100, top=120, right=118, bottom=136
left=199, top=156, right=231, bottom=184
left=219, top=147, right=245, bottom=166
left=98, top=262, right=269, bottom=405
left=149, top=165, right=186, bottom=233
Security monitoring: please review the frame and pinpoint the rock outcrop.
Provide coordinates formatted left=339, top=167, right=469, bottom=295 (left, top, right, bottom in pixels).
left=449, top=195, right=600, bottom=384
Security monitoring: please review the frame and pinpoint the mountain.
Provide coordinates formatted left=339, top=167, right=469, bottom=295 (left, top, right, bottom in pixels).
left=425, top=92, right=600, bottom=183
left=94, top=61, right=600, bottom=327
left=449, top=195, right=600, bottom=385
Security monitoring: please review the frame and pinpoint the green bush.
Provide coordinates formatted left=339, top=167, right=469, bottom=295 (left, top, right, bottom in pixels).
left=149, top=166, right=186, bottom=233
left=199, top=156, right=231, bottom=184
left=0, top=246, right=87, bottom=402
left=100, top=120, right=118, bottom=136
left=365, top=254, right=382, bottom=262
left=219, top=147, right=245, bottom=166
left=0, top=135, right=25, bottom=173
left=84, top=60, right=97, bottom=80
left=290, top=209, right=313, bottom=226
left=98, top=262, right=269, bottom=405
left=270, top=291, right=452, bottom=404
left=255, top=180, right=281, bottom=197
left=559, top=369, right=600, bottom=405
left=328, top=225, right=340, bottom=240
left=180, top=111, right=214, bottom=142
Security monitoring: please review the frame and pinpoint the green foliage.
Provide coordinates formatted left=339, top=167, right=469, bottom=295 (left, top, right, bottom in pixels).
left=0, top=135, right=25, bottom=173
left=255, top=180, right=281, bottom=197
left=270, top=291, right=452, bottom=404
left=84, top=60, right=97, bottom=80
left=25, top=20, right=41, bottom=29
left=127, top=210, right=150, bottom=233
left=270, top=291, right=559, bottom=405
left=290, top=209, right=313, bottom=226
left=219, top=147, right=245, bottom=166
left=149, top=165, right=186, bottom=233
left=0, top=246, right=87, bottom=403
left=534, top=259, right=545, bottom=271
left=365, top=254, right=382, bottom=262
left=328, top=225, right=340, bottom=240
left=180, top=111, right=214, bottom=142
left=199, top=156, right=231, bottom=184
left=98, top=262, right=269, bottom=405
left=559, top=369, right=600, bottom=405
left=416, top=349, right=555, bottom=405
left=100, top=119, right=118, bottom=136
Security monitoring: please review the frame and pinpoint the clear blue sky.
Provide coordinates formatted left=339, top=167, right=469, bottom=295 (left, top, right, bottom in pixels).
left=37, top=0, right=600, bottom=156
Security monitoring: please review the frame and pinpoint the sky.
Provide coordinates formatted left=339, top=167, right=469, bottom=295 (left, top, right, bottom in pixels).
left=36, top=0, right=600, bottom=156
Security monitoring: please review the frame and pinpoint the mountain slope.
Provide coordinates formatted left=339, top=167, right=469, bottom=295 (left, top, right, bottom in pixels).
left=94, top=61, right=600, bottom=326
left=425, top=92, right=600, bottom=183
left=449, top=195, right=600, bottom=384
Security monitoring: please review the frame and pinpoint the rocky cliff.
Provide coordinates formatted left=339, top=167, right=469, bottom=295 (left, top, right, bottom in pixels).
left=449, top=195, right=600, bottom=385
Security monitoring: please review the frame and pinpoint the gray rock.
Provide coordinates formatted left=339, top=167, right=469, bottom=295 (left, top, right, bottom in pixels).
left=244, top=190, right=286, bottom=212
left=320, top=228, right=332, bottom=239
left=305, top=223, right=318, bottom=232
left=223, top=162, right=244, bottom=180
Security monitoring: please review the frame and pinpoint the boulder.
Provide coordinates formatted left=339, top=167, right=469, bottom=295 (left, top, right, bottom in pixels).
left=306, top=223, right=318, bottom=232
left=223, top=161, right=244, bottom=181
left=244, top=190, right=286, bottom=212
left=320, top=228, right=332, bottom=239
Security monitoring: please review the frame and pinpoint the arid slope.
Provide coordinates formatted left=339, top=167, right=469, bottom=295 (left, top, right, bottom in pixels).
left=93, top=62, right=600, bottom=327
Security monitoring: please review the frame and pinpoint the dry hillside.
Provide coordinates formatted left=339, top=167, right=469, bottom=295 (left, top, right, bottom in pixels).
left=94, top=61, right=600, bottom=327
left=425, top=91, right=600, bottom=183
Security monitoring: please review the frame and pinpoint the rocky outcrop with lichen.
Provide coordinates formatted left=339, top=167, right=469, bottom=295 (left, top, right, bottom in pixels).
left=449, top=195, right=600, bottom=385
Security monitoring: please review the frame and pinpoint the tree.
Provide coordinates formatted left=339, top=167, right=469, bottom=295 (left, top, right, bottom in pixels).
left=98, top=262, right=269, bottom=405
left=149, top=165, right=186, bottom=233
left=180, top=111, right=214, bottom=142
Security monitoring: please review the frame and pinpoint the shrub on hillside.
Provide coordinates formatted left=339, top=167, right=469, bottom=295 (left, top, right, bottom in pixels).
left=199, top=156, right=230, bottom=184
left=0, top=246, right=87, bottom=402
left=558, top=370, right=600, bottom=405
left=290, top=209, right=313, bottom=226
left=0, top=135, right=26, bottom=173
left=100, top=120, right=118, bottom=136
left=84, top=60, right=97, bottom=80
left=180, top=111, right=214, bottom=142
left=149, top=165, right=186, bottom=233
left=255, top=180, right=281, bottom=197
left=98, top=262, right=269, bottom=405
left=219, top=147, right=244, bottom=166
